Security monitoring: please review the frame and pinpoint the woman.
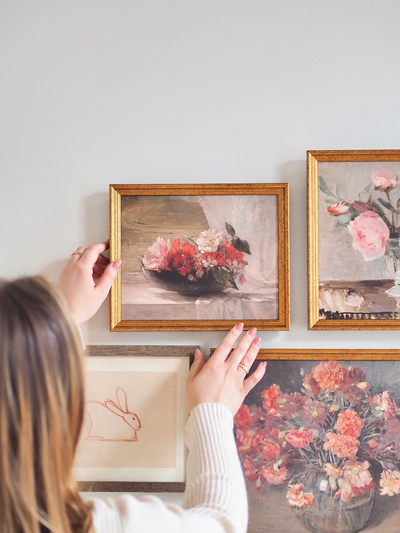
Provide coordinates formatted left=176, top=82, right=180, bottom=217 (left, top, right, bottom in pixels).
left=0, top=242, right=266, bottom=533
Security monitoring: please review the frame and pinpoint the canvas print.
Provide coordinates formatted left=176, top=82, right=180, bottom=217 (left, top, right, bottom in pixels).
left=74, top=345, right=192, bottom=492
left=234, top=350, right=400, bottom=533
left=110, top=184, right=289, bottom=331
left=308, top=150, right=400, bottom=329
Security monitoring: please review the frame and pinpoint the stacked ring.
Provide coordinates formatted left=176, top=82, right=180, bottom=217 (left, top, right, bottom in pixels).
left=238, top=363, right=249, bottom=374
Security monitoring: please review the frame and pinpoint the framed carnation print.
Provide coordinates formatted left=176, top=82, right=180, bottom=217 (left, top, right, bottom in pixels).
left=110, top=183, right=289, bottom=331
left=75, top=345, right=195, bottom=493
left=308, top=150, right=400, bottom=330
left=234, top=349, right=400, bottom=533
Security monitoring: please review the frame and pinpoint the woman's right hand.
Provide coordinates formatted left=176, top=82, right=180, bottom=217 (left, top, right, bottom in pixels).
left=185, top=323, right=266, bottom=416
left=58, top=241, right=121, bottom=324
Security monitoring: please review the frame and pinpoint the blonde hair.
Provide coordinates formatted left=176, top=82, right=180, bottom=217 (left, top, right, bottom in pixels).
left=0, top=276, right=92, bottom=533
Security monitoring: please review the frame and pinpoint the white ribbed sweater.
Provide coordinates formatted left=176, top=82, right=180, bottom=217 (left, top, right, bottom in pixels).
left=90, top=403, right=248, bottom=533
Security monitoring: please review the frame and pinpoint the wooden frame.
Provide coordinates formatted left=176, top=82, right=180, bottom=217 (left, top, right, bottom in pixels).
left=110, top=183, right=289, bottom=331
left=75, top=345, right=196, bottom=493
left=308, top=150, right=400, bottom=330
left=236, top=349, right=400, bottom=533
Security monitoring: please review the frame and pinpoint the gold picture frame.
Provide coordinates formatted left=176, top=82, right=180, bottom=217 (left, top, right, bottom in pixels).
left=308, top=149, right=400, bottom=330
left=235, top=348, right=400, bottom=533
left=110, top=183, right=290, bottom=331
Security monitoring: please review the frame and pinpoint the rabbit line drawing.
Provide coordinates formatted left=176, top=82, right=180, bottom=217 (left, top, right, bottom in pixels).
left=84, top=387, right=142, bottom=442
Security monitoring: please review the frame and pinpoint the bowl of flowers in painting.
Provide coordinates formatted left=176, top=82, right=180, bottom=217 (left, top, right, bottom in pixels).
left=235, top=360, right=400, bottom=533
left=140, top=223, right=251, bottom=296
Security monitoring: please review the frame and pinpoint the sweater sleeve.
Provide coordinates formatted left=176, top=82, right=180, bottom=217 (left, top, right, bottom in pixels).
left=89, top=403, right=248, bottom=533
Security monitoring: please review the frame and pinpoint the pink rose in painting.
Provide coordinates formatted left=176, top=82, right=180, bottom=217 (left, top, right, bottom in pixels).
left=348, top=211, right=390, bottom=261
left=327, top=201, right=349, bottom=216
left=372, top=170, right=398, bottom=191
left=142, top=237, right=172, bottom=272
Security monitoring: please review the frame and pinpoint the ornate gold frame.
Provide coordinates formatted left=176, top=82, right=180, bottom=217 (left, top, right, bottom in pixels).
left=110, top=183, right=290, bottom=331
left=308, top=149, right=400, bottom=330
left=255, top=348, right=400, bottom=361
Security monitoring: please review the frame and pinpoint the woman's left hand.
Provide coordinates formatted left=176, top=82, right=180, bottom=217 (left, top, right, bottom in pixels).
left=58, top=241, right=121, bottom=324
left=185, top=323, right=266, bottom=416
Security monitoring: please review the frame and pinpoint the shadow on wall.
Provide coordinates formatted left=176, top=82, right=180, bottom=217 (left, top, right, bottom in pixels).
left=39, top=259, right=69, bottom=285
left=39, top=192, right=110, bottom=285
left=277, top=159, right=307, bottom=330
left=85, top=192, right=110, bottom=247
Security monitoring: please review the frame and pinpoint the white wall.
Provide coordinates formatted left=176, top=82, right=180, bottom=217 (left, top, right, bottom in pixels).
left=1, top=0, right=400, bottom=390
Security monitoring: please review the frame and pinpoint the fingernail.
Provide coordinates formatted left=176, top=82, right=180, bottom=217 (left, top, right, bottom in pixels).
left=235, top=322, right=244, bottom=332
left=249, top=327, right=257, bottom=337
left=113, top=259, right=122, bottom=269
left=194, top=348, right=201, bottom=359
left=253, top=336, right=262, bottom=346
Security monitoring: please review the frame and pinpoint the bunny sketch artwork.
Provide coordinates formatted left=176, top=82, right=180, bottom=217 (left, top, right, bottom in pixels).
left=85, top=387, right=142, bottom=442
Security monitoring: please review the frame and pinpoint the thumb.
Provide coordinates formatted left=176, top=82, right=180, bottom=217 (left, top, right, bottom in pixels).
left=187, top=348, right=205, bottom=382
left=96, top=260, right=122, bottom=294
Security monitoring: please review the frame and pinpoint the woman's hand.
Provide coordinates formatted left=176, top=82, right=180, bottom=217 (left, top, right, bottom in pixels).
left=58, top=241, right=121, bottom=324
left=186, top=323, right=266, bottom=416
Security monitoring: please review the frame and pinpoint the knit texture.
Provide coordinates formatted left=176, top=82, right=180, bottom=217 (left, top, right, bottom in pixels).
left=90, top=403, right=248, bottom=533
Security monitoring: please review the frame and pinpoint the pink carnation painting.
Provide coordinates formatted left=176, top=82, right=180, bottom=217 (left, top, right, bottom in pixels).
left=235, top=353, right=400, bottom=533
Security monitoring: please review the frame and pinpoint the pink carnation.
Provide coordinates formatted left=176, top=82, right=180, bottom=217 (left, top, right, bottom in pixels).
left=380, top=469, right=400, bottom=496
left=372, top=390, right=398, bottom=420
left=312, top=361, right=344, bottom=392
left=286, top=428, right=314, bottom=448
left=286, top=484, right=314, bottom=507
left=343, top=460, right=373, bottom=489
left=260, top=464, right=289, bottom=485
left=323, top=432, right=359, bottom=459
left=234, top=405, right=253, bottom=430
left=348, top=211, right=390, bottom=261
left=336, top=409, right=364, bottom=438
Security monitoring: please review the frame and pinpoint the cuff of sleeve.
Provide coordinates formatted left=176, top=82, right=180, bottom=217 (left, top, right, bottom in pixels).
left=185, top=403, right=235, bottom=472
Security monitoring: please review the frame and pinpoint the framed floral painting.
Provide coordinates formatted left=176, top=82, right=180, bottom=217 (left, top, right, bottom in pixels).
left=308, top=150, right=400, bottom=329
left=234, top=349, right=400, bottom=533
left=110, top=183, right=289, bottom=331
left=75, top=345, right=195, bottom=493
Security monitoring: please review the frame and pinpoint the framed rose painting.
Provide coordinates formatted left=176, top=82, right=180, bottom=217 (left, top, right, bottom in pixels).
left=109, top=183, right=289, bottom=331
left=234, top=349, right=400, bottom=533
left=308, top=150, right=400, bottom=329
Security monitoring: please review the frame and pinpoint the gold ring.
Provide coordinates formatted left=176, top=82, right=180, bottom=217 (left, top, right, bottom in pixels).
left=238, top=363, right=249, bottom=374
left=71, top=250, right=83, bottom=258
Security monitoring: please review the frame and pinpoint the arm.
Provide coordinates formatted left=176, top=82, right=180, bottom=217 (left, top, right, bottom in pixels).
left=182, top=325, right=266, bottom=532
left=90, top=326, right=266, bottom=533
